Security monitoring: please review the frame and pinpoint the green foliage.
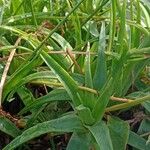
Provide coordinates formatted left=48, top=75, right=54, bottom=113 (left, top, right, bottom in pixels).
left=0, top=0, right=150, bottom=149
left=0, top=117, right=21, bottom=137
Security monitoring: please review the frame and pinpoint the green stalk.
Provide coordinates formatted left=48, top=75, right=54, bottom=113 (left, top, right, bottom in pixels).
left=106, top=95, right=150, bottom=112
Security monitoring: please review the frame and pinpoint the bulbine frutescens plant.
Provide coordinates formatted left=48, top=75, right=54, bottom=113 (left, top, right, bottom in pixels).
left=0, top=0, right=150, bottom=149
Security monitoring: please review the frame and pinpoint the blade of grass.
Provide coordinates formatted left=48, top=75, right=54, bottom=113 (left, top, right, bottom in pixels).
left=93, top=22, right=107, bottom=91
left=0, top=38, right=21, bottom=106
left=81, top=0, right=109, bottom=27
left=106, top=94, right=150, bottom=112
left=19, top=89, right=70, bottom=114
left=41, top=50, right=81, bottom=106
left=92, top=78, right=113, bottom=122
left=116, top=0, right=127, bottom=53
left=30, top=0, right=86, bottom=58
left=107, top=0, right=116, bottom=52
left=29, top=0, right=37, bottom=27
left=0, top=117, right=21, bottom=137
left=84, top=42, right=95, bottom=109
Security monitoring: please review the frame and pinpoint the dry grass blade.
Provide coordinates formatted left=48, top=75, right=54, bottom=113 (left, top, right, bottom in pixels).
left=0, top=37, right=21, bottom=106
left=66, top=48, right=83, bottom=74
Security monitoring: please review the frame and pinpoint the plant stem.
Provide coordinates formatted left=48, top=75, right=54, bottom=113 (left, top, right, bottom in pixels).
left=105, top=95, right=150, bottom=112
left=31, top=80, right=133, bottom=103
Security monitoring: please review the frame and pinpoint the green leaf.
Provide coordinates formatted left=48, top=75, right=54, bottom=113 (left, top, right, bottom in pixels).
left=3, top=114, right=85, bottom=150
left=116, top=0, right=127, bottom=53
left=51, top=32, right=73, bottom=51
left=122, top=35, right=150, bottom=95
left=67, top=1, right=82, bottom=46
left=138, top=119, right=150, bottom=135
left=107, top=0, right=116, bottom=52
left=3, top=57, right=42, bottom=100
left=19, top=89, right=71, bottom=114
left=133, top=0, right=141, bottom=48
left=87, top=121, right=113, bottom=150
left=93, top=22, right=107, bottom=91
left=85, top=42, right=93, bottom=89
left=11, top=0, right=24, bottom=15
left=76, top=104, right=95, bottom=125
left=108, top=116, right=129, bottom=150
left=92, top=78, right=113, bottom=122
left=128, top=131, right=150, bottom=150
left=84, top=42, right=95, bottom=109
left=41, top=51, right=81, bottom=107
left=67, top=132, right=92, bottom=150
left=0, top=117, right=21, bottom=137
left=0, top=26, right=45, bottom=101
left=17, top=86, right=34, bottom=106
left=85, top=21, right=99, bottom=37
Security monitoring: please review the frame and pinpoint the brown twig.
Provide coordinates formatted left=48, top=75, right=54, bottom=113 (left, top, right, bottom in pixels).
left=66, top=48, right=83, bottom=74
left=0, top=51, right=98, bottom=62
left=140, top=132, right=150, bottom=137
left=31, top=80, right=133, bottom=103
left=110, top=96, right=133, bottom=103
left=0, top=107, right=26, bottom=128
left=0, top=37, right=21, bottom=106
left=0, top=108, right=18, bottom=125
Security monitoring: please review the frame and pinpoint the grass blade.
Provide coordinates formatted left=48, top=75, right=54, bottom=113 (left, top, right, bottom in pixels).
left=93, top=22, right=107, bottom=91
left=0, top=117, right=21, bottom=137
left=92, top=78, right=113, bottom=122
left=19, top=89, right=70, bottom=114
left=41, top=51, right=81, bottom=106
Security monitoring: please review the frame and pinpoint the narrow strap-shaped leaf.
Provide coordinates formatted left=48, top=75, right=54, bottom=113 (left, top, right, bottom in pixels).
left=87, top=121, right=113, bottom=150
left=116, top=0, right=127, bottom=53
left=17, top=86, right=34, bottom=106
left=85, top=42, right=93, bottom=88
left=3, top=114, right=84, bottom=150
left=67, top=0, right=82, bottom=47
left=84, top=42, right=95, bottom=109
left=0, top=117, right=21, bottom=137
left=41, top=50, right=81, bottom=106
left=29, top=0, right=85, bottom=58
left=92, top=78, right=113, bottom=122
left=3, top=56, right=42, bottom=100
left=107, top=0, right=116, bottom=52
left=93, top=22, right=107, bottom=91
left=19, top=89, right=70, bottom=114
left=76, top=104, right=95, bottom=125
